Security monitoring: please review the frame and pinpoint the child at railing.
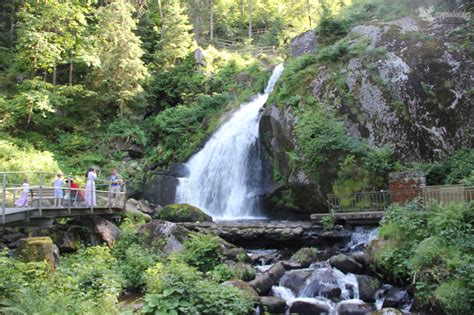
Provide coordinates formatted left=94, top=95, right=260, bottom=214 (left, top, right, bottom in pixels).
left=53, top=173, right=64, bottom=207
left=15, top=178, right=29, bottom=207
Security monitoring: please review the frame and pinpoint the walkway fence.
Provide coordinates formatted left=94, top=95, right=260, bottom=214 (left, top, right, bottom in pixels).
left=328, top=185, right=474, bottom=212
left=201, top=38, right=278, bottom=56
left=1, top=171, right=126, bottom=224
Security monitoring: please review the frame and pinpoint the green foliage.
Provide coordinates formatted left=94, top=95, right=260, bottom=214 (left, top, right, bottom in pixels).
left=321, top=212, right=336, bottom=231
left=413, top=149, right=474, bottom=185
left=374, top=202, right=474, bottom=313
left=208, top=264, right=235, bottom=283
left=143, top=260, right=254, bottom=315
left=157, top=203, right=212, bottom=222
left=178, top=233, right=222, bottom=272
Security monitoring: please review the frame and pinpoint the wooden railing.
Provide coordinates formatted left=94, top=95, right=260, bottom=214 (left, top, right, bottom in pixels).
left=328, top=185, right=474, bottom=212
left=1, top=171, right=126, bottom=224
left=201, top=37, right=278, bottom=55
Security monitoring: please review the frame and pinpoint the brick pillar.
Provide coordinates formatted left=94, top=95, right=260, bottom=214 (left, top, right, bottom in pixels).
left=389, top=171, right=426, bottom=204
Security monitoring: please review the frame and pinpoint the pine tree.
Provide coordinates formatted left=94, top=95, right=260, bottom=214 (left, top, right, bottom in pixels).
left=94, top=0, right=149, bottom=116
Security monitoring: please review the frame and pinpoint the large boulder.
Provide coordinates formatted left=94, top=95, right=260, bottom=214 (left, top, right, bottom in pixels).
left=90, top=216, right=120, bottom=247
left=290, top=247, right=318, bottom=267
left=221, top=280, right=259, bottom=300
left=259, top=296, right=287, bottom=313
left=225, top=262, right=256, bottom=281
left=143, top=173, right=179, bottom=206
left=156, top=203, right=212, bottom=222
left=289, top=299, right=331, bottom=314
left=328, top=254, right=364, bottom=274
left=336, top=301, right=377, bottom=315
left=280, top=269, right=314, bottom=295
left=295, top=268, right=342, bottom=300
left=249, top=262, right=286, bottom=295
left=356, top=275, right=382, bottom=302
left=126, top=198, right=154, bottom=217
left=382, top=287, right=411, bottom=309
left=137, top=220, right=190, bottom=255
left=290, top=29, right=317, bottom=57
left=16, top=237, right=56, bottom=272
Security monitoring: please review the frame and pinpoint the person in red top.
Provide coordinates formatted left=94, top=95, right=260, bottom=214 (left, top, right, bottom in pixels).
left=66, top=178, right=79, bottom=206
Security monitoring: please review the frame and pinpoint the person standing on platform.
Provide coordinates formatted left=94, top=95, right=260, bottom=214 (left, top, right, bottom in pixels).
left=85, top=168, right=97, bottom=207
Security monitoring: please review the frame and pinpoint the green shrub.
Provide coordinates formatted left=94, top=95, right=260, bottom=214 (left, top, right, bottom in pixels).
left=208, top=264, right=234, bottom=283
left=178, top=233, right=222, bottom=272
left=374, top=201, right=474, bottom=312
left=143, top=260, right=254, bottom=315
left=321, top=212, right=336, bottom=231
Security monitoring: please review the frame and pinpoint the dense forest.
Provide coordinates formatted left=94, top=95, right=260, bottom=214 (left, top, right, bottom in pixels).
left=0, top=0, right=473, bottom=314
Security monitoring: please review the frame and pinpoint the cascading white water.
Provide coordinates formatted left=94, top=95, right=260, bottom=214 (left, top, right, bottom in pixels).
left=176, top=64, right=284, bottom=219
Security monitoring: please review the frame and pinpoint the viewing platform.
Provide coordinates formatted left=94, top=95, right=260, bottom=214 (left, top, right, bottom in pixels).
left=1, top=171, right=126, bottom=227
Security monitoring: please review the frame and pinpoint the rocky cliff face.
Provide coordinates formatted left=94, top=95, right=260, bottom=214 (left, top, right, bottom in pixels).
left=313, top=17, right=472, bottom=161
left=260, top=14, right=473, bottom=213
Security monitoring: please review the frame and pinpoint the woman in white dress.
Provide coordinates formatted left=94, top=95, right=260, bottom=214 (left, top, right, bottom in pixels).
left=85, top=168, right=97, bottom=206
left=15, top=178, right=30, bottom=207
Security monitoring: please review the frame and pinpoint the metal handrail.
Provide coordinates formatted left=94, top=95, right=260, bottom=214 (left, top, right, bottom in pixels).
left=328, top=185, right=474, bottom=212
left=1, top=171, right=127, bottom=224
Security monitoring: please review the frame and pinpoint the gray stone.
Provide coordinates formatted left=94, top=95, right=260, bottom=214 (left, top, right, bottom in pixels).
left=289, top=299, right=330, bottom=314
left=336, top=301, right=377, bottom=315
left=143, top=173, right=178, bottom=207
left=290, top=247, right=318, bottom=267
left=290, top=29, right=317, bottom=57
left=248, top=274, right=273, bottom=295
left=356, top=275, right=382, bottom=302
left=91, top=216, right=120, bottom=247
left=382, top=287, right=411, bottom=308
left=259, top=296, right=287, bottom=313
left=137, top=220, right=190, bottom=255
left=167, top=163, right=190, bottom=177
left=280, top=269, right=314, bottom=294
left=328, top=254, right=364, bottom=274
left=221, top=280, right=259, bottom=300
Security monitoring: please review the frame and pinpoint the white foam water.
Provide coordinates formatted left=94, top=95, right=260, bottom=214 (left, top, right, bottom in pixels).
left=176, top=64, right=284, bottom=220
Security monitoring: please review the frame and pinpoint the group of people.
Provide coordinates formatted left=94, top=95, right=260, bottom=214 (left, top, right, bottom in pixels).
left=14, top=169, right=123, bottom=208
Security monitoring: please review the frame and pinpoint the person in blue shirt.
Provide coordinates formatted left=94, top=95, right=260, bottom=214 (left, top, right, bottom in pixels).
left=53, top=173, right=64, bottom=207
left=109, top=169, right=122, bottom=207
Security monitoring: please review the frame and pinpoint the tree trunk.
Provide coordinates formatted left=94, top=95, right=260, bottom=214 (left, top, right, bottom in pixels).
left=52, top=66, right=57, bottom=85
left=306, top=0, right=312, bottom=27
left=69, top=62, right=73, bottom=86
left=210, top=0, right=214, bottom=41
left=157, top=0, right=163, bottom=36
left=240, top=0, right=245, bottom=37
left=248, top=0, right=252, bottom=41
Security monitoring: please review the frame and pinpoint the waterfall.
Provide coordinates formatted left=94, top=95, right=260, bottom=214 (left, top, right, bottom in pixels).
left=176, top=64, right=284, bottom=220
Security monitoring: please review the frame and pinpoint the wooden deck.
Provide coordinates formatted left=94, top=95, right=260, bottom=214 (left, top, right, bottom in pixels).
left=1, top=171, right=126, bottom=226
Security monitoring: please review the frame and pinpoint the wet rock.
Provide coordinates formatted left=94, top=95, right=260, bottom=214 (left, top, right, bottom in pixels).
left=290, top=247, right=318, bottom=267
left=357, top=275, right=382, bottom=302
left=280, top=269, right=314, bottom=294
left=137, top=220, right=190, bottom=255
left=143, top=173, right=178, bottom=207
left=225, top=262, right=256, bottom=281
left=16, top=237, right=56, bottom=271
left=2, top=233, right=25, bottom=244
left=222, top=246, right=252, bottom=263
left=370, top=308, right=402, bottom=315
left=290, top=29, right=317, bottom=57
left=281, top=260, right=302, bottom=270
left=382, top=287, right=411, bottom=308
left=336, top=301, right=377, bottom=315
left=350, top=251, right=369, bottom=266
left=259, top=296, right=287, bottom=313
left=222, top=280, right=259, bottom=300
left=328, top=254, right=364, bottom=274
left=52, top=244, right=60, bottom=267
left=248, top=274, right=273, bottom=295
left=126, top=198, right=154, bottom=216
left=90, top=216, right=120, bottom=247
left=268, top=261, right=287, bottom=283
left=167, top=163, right=190, bottom=177
left=156, top=203, right=212, bottom=222
left=289, top=299, right=330, bottom=314
left=299, top=268, right=342, bottom=300
left=320, top=285, right=342, bottom=299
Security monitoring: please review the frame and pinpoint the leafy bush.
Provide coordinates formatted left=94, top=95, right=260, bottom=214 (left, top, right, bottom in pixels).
left=321, top=212, right=336, bottom=231
left=374, top=201, right=474, bottom=313
left=178, top=233, right=222, bottom=272
left=143, top=260, right=254, bottom=315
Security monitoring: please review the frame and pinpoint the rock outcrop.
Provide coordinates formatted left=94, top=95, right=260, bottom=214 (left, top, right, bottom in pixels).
left=156, top=203, right=213, bottom=222
left=16, top=237, right=56, bottom=272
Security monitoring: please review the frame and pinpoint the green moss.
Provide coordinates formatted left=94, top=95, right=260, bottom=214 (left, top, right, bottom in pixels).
left=16, top=237, right=55, bottom=272
left=157, top=203, right=213, bottom=222
left=290, top=247, right=318, bottom=266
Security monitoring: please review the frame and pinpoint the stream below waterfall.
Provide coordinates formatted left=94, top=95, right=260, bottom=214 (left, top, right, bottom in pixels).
left=247, top=227, right=413, bottom=315
left=176, top=64, right=285, bottom=220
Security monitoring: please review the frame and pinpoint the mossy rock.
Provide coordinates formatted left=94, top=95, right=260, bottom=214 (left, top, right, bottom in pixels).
left=156, top=203, right=213, bottom=222
left=290, top=247, right=318, bottom=267
left=221, top=279, right=259, bottom=301
left=226, top=262, right=256, bottom=281
left=16, top=237, right=56, bottom=272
